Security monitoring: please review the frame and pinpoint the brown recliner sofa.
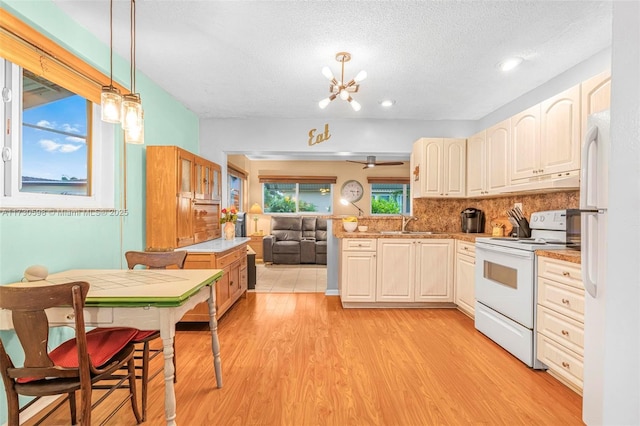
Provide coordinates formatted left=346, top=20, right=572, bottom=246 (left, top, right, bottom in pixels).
left=263, top=216, right=327, bottom=265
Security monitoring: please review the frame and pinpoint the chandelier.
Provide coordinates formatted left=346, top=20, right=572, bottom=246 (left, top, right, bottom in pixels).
left=318, top=52, right=367, bottom=112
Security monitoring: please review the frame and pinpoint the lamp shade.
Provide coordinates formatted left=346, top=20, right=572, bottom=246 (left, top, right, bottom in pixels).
left=249, top=203, right=263, bottom=214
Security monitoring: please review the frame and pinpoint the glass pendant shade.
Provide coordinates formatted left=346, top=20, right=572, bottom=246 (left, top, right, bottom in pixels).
left=121, top=93, right=143, bottom=131
left=125, top=112, right=144, bottom=144
left=101, top=86, right=122, bottom=123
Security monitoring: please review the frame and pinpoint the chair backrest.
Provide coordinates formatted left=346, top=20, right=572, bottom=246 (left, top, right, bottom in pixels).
left=125, top=250, right=187, bottom=269
left=315, top=218, right=328, bottom=241
left=270, top=216, right=302, bottom=242
left=302, top=217, right=317, bottom=240
left=0, top=282, right=91, bottom=384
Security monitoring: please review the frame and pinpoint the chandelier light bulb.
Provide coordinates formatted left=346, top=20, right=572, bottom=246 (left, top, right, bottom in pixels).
left=354, top=70, right=367, bottom=83
left=349, top=99, right=362, bottom=112
left=321, top=66, right=334, bottom=80
left=339, top=88, right=350, bottom=100
left=319, top=97, right=331, bottom=109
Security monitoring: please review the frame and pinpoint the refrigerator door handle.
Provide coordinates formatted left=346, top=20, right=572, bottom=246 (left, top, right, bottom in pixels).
left=580, top=125, right=599, bottom=210
left=581, top=210, right=598, bottom=297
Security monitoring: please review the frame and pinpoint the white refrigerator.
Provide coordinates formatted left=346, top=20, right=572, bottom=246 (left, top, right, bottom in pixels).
left=580, top=110, right=610, bottom=425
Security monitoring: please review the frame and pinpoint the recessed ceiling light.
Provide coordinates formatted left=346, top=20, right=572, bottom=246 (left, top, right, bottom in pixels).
left=499, top=57, right=524, bottom=72
left=380, top=100, right=395, bottom=108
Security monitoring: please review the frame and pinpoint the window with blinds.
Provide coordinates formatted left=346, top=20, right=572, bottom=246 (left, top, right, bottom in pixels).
left=259, top=175, right=336, bottom=214
left=1, top=10, right=116, bottom=209
left=367, top=177, right=411, bottom=215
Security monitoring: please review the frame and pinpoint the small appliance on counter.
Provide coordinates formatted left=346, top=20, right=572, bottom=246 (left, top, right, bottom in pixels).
left=460, top=208, right=485, bottom=233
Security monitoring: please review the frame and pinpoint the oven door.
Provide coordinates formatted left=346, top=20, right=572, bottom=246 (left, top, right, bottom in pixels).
left=475, top=242, right=535, bottom=329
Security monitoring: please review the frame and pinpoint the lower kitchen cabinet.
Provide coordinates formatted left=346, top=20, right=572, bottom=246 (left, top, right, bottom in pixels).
left=339, top=239, right=377, bottom=302
left=181, top=243, right=248, bottom=321
left=454, top=241, right=476, bottom=317
left=340, top=238, right=454, bottom=306
left=536, top=255, right=584, bottom=394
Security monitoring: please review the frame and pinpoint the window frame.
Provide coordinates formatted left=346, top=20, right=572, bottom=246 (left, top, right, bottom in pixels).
left=261, top=182, right=334, bottom=215
left=1, top=59, right=115, bottom=209
left=368, top=177, right=411, bottom=216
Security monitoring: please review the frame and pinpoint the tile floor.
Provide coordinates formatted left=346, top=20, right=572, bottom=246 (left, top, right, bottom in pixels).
left=253, top=263, right=327, bottom=293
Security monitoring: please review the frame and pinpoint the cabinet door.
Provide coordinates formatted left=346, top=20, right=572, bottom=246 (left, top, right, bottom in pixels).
left=377, top=239, right=414, bottom=302
left=540, top=84, right=581, bottom=176
left=581, top=70, right=611, bottom=143
left=420, top=138, right=444, bottom=197
left=211, top=163, right=221, bottom=201
left=414, top=239, right=454, bottom=302
left=466, top=131, right=486, bottom=197
left=443, top=139, right=466, bottom=197
left=510, top=105, right=540, bottom=182
left=455, top=252, right=475, bottom=317
left=176, top=150, right=195, bottom=247
left=485, top=119, right=510, bottom=193
left=340, top=251, right=377, bottom=302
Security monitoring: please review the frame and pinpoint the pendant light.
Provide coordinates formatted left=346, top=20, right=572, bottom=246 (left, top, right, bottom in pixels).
left=121, top=0, right=144, bottom=137
left=124, top=111, right=144, bottom=144
left=319, top=52, right=366, bottom=112
left=100, top=0, right=122, bottom=123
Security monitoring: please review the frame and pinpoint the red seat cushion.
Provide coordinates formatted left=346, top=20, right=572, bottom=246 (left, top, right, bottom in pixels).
left=17, top=327, right=137, bottom=383
left=132, top=329, right=159, bottom=342
left=51, top=327, right=138, bottom=368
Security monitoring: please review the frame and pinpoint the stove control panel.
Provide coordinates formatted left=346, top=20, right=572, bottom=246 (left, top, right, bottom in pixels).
left=529, top=210, right=567, bottom=231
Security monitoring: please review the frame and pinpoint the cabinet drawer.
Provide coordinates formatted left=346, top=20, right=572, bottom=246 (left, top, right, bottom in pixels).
left=537, top=333, right=583, bottom=391
left=217, top=247, right=244, bottom=268
left=538, top=277, right=585, bottom=322
left=456, top=241, right=476, bottom=256
left=343, top=238, right=376, bottom=251
left=537, top=305, right=584, bottom=355
left=538, top=257, right=582, bottom=289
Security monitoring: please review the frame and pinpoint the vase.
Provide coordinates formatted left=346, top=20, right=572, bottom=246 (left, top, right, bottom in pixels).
left=223, top=222, right=235, bottom=240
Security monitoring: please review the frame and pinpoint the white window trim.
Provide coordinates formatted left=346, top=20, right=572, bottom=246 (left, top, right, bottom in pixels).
left=1, top=60, right=115, bottom=210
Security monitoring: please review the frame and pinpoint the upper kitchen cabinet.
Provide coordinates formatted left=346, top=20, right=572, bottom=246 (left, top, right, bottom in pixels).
left=581, top=70, right=611, bottom=142
left=413, top=138, right=466, bottom=198
left=510, top=105, right=541, bottom=182
left=147, top=146, right=222, bottom=250
left=466, top=122, right=509, bottom=198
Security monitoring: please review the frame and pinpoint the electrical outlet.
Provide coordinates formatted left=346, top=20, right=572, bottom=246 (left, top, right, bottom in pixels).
left=514, top=202, right=523, bottom=211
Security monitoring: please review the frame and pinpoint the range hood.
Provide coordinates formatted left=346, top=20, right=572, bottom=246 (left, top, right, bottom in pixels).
left=501, top=173, right=580, bottom=194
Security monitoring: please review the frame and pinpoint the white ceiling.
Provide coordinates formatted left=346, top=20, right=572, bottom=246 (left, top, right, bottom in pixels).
left=52, top=0, right=612, bottom=123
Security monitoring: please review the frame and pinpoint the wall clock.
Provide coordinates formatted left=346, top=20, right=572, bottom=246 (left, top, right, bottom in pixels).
left=340, top=180, right=364, bottom=202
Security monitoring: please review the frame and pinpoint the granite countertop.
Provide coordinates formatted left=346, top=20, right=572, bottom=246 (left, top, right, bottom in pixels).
left=536, top=249, right=581, bottom=264
left=178, top=237, right=250, bottom=253
left=335, top=231, right=492, bottom=242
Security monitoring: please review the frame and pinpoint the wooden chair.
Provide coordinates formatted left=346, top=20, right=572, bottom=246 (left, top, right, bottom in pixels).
left=0, top=281, right=142, bottom=426
left=122, top=250, right=187, bottom=420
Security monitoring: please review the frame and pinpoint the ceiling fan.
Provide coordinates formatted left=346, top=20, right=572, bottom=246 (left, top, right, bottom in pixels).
left=347, top=156, right=404, bottom=169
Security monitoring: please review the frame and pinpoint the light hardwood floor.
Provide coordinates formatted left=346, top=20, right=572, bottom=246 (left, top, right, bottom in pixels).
left=24, top=293, right=583, bottom=425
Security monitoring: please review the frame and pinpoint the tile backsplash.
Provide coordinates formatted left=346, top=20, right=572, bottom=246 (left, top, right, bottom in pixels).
left=410, top=191, right=579, bottom=233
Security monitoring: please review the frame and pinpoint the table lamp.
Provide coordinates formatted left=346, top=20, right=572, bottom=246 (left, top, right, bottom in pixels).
left=249, top=202, right=263, bottom=235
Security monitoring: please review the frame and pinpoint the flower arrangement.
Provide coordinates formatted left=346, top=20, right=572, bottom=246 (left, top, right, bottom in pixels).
left=220, top=207, right=238, bottom=224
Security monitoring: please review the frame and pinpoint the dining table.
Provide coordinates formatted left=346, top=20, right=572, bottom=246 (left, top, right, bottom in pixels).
left=0, top=267, right=224, bottom=426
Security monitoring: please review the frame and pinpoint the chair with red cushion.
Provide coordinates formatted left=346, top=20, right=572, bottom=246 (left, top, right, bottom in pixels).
left=0, top=281, right=142, bottom=426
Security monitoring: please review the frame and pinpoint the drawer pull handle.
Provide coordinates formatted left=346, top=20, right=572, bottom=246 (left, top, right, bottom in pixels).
left=561, top=298, right=570, bottom=305
left=562, top=271, right=570, bottom=277
left=562, top=362, right=570, bottom=368
left=561, top=329, right=569, bottom=336
left=66, top=313, right=75, bottom=320
left=230, top=281, right=234, bottom=286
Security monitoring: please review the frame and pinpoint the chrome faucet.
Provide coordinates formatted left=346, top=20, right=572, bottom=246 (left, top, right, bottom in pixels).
left=401, top=215, right=418, bottom=232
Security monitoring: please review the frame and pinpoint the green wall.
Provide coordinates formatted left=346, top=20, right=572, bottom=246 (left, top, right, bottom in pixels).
left=0, top=1, right=200, bottom=422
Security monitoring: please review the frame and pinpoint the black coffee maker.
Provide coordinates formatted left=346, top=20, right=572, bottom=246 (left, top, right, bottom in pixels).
left=461, top=208, right=485, bottom=233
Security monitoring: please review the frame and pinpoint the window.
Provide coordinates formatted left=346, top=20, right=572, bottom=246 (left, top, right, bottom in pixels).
left=369, top=178, right=411, bottom=215
left=227, top=164, right=246, bottom=210
left=1, top=12, right=118, bottom=209
left=259, top=175, right=336, bottom=214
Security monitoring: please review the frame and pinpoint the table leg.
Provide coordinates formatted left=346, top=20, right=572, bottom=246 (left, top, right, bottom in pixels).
left=207, top=284, right=223, bottom=388
left=161, top=331, right=177, bottom=425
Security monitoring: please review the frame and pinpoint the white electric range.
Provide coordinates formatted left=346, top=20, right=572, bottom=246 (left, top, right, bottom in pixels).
left=474, top=210, right=571, bottom=369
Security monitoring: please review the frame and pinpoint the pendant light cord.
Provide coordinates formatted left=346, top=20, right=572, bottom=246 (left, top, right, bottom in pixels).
left=109, top=0, right=114, bottom=87
left=129, top=0, right=135, bottom=93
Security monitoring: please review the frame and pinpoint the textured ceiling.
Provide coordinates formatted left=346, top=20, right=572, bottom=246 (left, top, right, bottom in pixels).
left=51, top=0, right=612, bottom=122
